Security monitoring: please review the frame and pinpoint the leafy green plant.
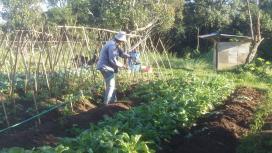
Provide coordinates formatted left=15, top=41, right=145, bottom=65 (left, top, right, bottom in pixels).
left=1, top=70, right=234, bottom=153
left=238, top=58, right=272, bottom=76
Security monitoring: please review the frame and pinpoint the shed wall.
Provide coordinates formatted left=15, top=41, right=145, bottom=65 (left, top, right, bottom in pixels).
left=216, top=42, right=251, bottom=70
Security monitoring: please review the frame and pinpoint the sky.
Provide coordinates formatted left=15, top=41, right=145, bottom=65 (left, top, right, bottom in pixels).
left=0, top=4, right=5, bottom=24
left=39, top=2, right=48, bottom=12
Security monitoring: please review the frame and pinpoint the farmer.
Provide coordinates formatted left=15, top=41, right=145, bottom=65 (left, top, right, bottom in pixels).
left=96, top=31, right=130, bottom=104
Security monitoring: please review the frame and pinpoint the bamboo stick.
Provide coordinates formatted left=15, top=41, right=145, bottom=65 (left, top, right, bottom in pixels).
left=0, top=93, right=9, bottom=126
left=159, top=38, right=174, bottom=77
left=148, top=37, right=163, bottom=76
left=53, top=31, right=65, bottom=69
left=20, top=42, right=30, bottom=93
left=32, top=90, right=41, bottom=125
left=152, top=39, right=166, bottom=70
left=57, top=25, right=142, bottom=38
left=42, top=59, right=51, bottom=94
left=10, top=30, right=24, bottom=111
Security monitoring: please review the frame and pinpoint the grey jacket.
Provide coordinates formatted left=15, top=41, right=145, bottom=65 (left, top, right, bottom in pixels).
left=96, top=40, right=130, bottom=73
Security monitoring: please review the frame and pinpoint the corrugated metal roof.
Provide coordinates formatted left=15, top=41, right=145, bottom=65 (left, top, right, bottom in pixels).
left=198, top=32, right=219, bottom=39
left=199, top=32, right=252, bottom=41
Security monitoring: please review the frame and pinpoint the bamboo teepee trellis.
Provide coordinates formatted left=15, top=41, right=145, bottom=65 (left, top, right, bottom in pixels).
left=0, top=25, right=173, bottom=127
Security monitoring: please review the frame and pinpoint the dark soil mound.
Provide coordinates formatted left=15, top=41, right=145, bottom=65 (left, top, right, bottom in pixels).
left=158, top=87, right=264, bottom=153
left=0, top=101, right=134, bottom=149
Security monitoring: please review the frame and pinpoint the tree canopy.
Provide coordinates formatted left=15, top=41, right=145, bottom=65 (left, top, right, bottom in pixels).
left=1, top=0, right=46, bottom=30
left=0, top=0, right=272, bottom=59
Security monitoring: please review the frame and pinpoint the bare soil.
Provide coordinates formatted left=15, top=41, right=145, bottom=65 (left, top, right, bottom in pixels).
left=0, top=101, right=136, bottom=149
left=158, top=87, right=264, bottom=153
left=0, top=87, right=264, bottom=152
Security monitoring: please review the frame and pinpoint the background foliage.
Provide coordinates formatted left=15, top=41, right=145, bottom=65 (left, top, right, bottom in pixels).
left=0, top=0, right=272, bottom=58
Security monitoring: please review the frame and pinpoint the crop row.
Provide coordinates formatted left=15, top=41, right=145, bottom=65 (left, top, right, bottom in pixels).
left=1, top=72, right=234, bottom=153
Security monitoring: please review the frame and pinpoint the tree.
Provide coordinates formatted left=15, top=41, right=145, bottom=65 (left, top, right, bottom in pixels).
left=171, top=0, right=237, bottom=55
left=245, top=0, right=264, bottom=63
left=46, top=0, right=89, bottom=25
left=1, top=0, right=46, bottom=30
left=46, top=7, right=77, bottom=25
left=46, top=0, right=184, bottom=32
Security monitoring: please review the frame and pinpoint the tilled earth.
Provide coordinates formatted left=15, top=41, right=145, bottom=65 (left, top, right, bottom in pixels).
left=158, top=87, right=264, bottom=153
left=0, top=101, right=136, bottom=148
left=0, top=87, right=264, bottom=152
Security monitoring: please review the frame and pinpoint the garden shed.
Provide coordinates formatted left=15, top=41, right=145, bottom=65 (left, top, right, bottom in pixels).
left=199, top=32, right=252, bottom=70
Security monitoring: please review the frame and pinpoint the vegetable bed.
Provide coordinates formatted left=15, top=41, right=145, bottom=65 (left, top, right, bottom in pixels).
left=1, top=72, right=234, bottom=153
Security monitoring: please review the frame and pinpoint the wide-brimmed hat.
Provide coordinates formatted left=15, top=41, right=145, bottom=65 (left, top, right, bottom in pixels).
left=115, top=31, right=127, bottom=42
